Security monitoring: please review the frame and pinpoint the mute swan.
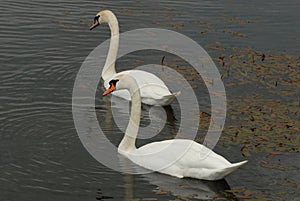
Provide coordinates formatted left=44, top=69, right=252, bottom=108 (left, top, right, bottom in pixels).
left=103, top=74, right=247, bottom=181
left=90, top=10, right=179, bottom=106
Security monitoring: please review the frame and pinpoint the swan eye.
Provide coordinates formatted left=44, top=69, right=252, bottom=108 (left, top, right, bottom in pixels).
left=109, top=79, right=119, bottom=87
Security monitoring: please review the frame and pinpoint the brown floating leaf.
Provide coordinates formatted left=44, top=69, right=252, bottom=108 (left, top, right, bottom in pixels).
left=222, top=29, right=247, bottom=38
left=199, top=29, right=215, bottom=34
left=155, top=189, right=170, bottom=195
left=267, top=152, right=283, bottom=158
left=161, top=13, right=175, bottom=18
left=224, top=189, right=253, bottom=199
left=170, top=23, right=184, bottom=28
left=190, top=20, right=211, bottom=27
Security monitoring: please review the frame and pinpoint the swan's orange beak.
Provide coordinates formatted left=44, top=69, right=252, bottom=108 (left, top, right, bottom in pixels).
left=103, top=84, right=115, bottom=96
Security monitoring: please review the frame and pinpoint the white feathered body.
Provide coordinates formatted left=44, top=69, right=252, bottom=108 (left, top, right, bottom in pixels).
left=121, top=139, right=247, bottom=181
left=104, top=70, right=179, bottom=106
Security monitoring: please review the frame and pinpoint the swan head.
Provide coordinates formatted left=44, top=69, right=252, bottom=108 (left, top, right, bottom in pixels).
left=103, top=79, right=119, bottom=95
left=90, top=10, right=116, bottom=30
left=103, top=74, right=139, bottom=96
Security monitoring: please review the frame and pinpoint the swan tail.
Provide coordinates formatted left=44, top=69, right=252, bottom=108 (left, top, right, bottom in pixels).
left=159, top=91, right=180, bottom=106
left=229, top=160, right=248, bottom=168
left=172, top=91, right=181, bottom=97
left=199, top=161, right=248, bottom=180
left=218, top=160, right=248, bottom=179
left=185, top=160, right=248, bottom=181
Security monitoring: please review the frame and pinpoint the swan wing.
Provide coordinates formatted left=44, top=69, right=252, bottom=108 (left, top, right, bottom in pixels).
left=124, top=139, right=247, bottom=180
left=122, top=70, right=171, bottom=97
left=106, top=70, right=179, bottom=105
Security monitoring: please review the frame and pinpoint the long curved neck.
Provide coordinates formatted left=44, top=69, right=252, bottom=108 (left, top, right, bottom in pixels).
left=102, top=13, right=119, bottom=81
left=118, top=84, right=141, bottom=154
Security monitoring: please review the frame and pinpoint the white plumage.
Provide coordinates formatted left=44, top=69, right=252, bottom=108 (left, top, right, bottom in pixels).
left=91, top=10, right=178, bottom=106
left=103, top=73, right=247, bottom=181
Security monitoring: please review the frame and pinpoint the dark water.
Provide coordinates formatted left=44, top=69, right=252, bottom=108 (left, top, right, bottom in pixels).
left=0, top=0, right=299, bottom=200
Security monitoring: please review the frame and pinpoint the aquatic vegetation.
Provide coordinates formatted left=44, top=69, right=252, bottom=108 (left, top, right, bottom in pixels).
left=161, top=42, right=299, bottom=200
left=207, top=45, right=300, bottom=156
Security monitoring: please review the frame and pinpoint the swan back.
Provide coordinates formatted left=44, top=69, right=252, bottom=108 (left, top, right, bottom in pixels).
left=126, top=139, right=247, bottom=180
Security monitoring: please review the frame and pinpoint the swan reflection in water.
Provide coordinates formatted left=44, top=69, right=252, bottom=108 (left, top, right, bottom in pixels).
left=101, top=94, right=178, bottom=141
left=119, top=154, right=238, bottom=200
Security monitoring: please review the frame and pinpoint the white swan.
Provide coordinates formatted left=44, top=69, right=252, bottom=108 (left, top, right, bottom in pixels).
left=103, top=74, right=247, bottom=181
left=90, top=10, right=179, bottom=106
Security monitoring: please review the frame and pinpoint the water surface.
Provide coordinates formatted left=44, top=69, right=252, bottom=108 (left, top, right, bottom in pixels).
left=0, top=0, right=299, bottom=200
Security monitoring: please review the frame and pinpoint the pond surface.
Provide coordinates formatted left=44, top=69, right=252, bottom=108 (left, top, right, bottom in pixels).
left=0, top=0, right=299, bottom=200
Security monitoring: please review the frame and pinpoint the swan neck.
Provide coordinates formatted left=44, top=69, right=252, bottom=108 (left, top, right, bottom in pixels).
left=118, top=87, right=141, bottom=153
left=102, top=14, right=119, bottom=81
left=108, top=16, right=119, bottom=36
